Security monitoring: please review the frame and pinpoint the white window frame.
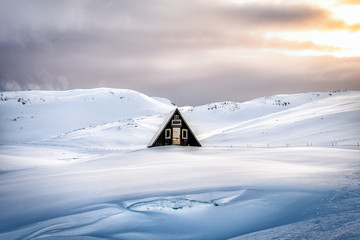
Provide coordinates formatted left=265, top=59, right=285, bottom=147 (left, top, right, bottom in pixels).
left=182, top=129, right=188, bottom=139
left=165, top=129, right=171, bottom=139
left=172, top=120, right=182, bottom=126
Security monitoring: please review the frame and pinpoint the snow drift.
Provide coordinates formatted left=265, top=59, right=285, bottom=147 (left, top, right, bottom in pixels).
left=0, top=88, right=359, bottom=239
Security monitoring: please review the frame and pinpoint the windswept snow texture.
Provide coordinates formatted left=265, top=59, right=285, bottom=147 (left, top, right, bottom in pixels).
left=0, top=88, right=174, bottom=144
left=182, top=90, right=360, bottom=148
left=0, top=88, right=360, bottom=239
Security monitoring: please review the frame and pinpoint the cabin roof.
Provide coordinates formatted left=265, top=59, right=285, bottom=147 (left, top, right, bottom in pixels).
left=147, top=108, right=177, bottom=147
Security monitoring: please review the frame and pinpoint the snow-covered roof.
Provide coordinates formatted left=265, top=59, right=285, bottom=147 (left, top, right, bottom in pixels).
left=147, top=108, right=177, bottom=147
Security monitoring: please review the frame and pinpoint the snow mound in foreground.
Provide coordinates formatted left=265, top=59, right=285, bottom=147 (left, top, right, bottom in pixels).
left=2, top=145, right=359, bottom=240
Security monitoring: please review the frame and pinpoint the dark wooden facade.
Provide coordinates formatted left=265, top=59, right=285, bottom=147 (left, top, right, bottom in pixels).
left=148, top=108, right=201, bottom=147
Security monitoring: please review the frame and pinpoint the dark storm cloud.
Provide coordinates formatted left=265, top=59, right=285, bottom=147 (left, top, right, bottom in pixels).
left=0, top=0, right=359, bottom=105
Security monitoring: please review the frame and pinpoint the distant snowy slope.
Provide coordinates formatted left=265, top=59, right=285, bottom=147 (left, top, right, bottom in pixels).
left=46, top=114, right=169, bottom=150
left=0, top=88, right=174, bottom=143
left=182, top=90, right=360, bottom=148
left=181, top=90, right=352, bottom=134
left=1, top=88, right=359, bottom=148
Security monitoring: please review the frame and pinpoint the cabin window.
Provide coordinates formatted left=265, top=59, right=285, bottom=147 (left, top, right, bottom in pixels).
left=174, top=115, right=180, bottom=120
left=182, top=129, right=188, bottom=139
left=165, top=129, right=171, bottom=139
left=172, top=120, right=182, bottom=126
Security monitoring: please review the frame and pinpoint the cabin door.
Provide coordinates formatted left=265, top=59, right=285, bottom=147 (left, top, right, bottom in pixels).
left=172, top=128, right=181, bottom=145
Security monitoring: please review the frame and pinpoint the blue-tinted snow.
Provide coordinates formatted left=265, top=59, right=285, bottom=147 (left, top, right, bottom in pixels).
left=0, top=88, right=359, bottom=239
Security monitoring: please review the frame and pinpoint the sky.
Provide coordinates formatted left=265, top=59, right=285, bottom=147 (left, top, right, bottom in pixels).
left=0, top=0, right=360, bottom=106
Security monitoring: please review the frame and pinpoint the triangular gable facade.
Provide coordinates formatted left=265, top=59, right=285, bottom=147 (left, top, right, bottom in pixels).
left=147, top=108, right=201, bottom=147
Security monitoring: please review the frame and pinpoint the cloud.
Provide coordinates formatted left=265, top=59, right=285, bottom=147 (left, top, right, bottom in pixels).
left=1, top=41, right=359, bottom=105
left=223, top=3, right=326, bottom=25
left=0, top=0, right=359, bottom=105
left=1, top=1, right=358, bottom=52
left=338, top=0, right=360, bottom=4
left=220, top=2, right=360, bottom=32
left=0, top=80, right=22, bottom=91
left=1, top=1, right=358, bottom=41
left=264, top=39, right=342, bottom=52
left=320, top=19, right=360, bottom=32
left=133, top=54, right=360, bottom=105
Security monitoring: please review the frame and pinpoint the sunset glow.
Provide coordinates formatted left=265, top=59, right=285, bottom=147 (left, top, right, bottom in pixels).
left=0, top=0, right=359, bottom=105
left=227, top=0, right=360, bottom=57
left=333, top=5, right=360, bottom=25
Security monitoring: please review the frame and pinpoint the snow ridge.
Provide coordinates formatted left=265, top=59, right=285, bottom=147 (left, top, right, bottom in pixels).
left=0, top=88, right=360, bottom=239
left=1, top=88, right=359, bottom=149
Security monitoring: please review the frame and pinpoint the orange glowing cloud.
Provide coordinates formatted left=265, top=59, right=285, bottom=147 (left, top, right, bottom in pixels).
left=221, top=3, right=360, bottom=32
left=222, top=3, right=327, bottom=27
left=338, top=0, right=360, bottom=5
left=265, top=39, right=342, bottom=52
left=321, top=18, right=360, bottom=32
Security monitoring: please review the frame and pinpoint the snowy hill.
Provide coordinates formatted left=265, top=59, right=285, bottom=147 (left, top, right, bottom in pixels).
left=2, top=88, right=358, bottom=149
left=0, top=88, right=174, bottom=144
left=183, top=90, right=360, bottom=148
left=0, top=88, right=360, bottom=240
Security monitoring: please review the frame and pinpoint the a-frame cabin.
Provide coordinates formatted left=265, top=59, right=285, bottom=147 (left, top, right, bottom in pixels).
left=147, top=108, right=201, bottom=147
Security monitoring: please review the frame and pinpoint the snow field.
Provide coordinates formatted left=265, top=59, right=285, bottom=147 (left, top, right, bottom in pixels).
left=0, top=146, right=359, bottom=239
left=0, top=88, right=359, bottom=239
